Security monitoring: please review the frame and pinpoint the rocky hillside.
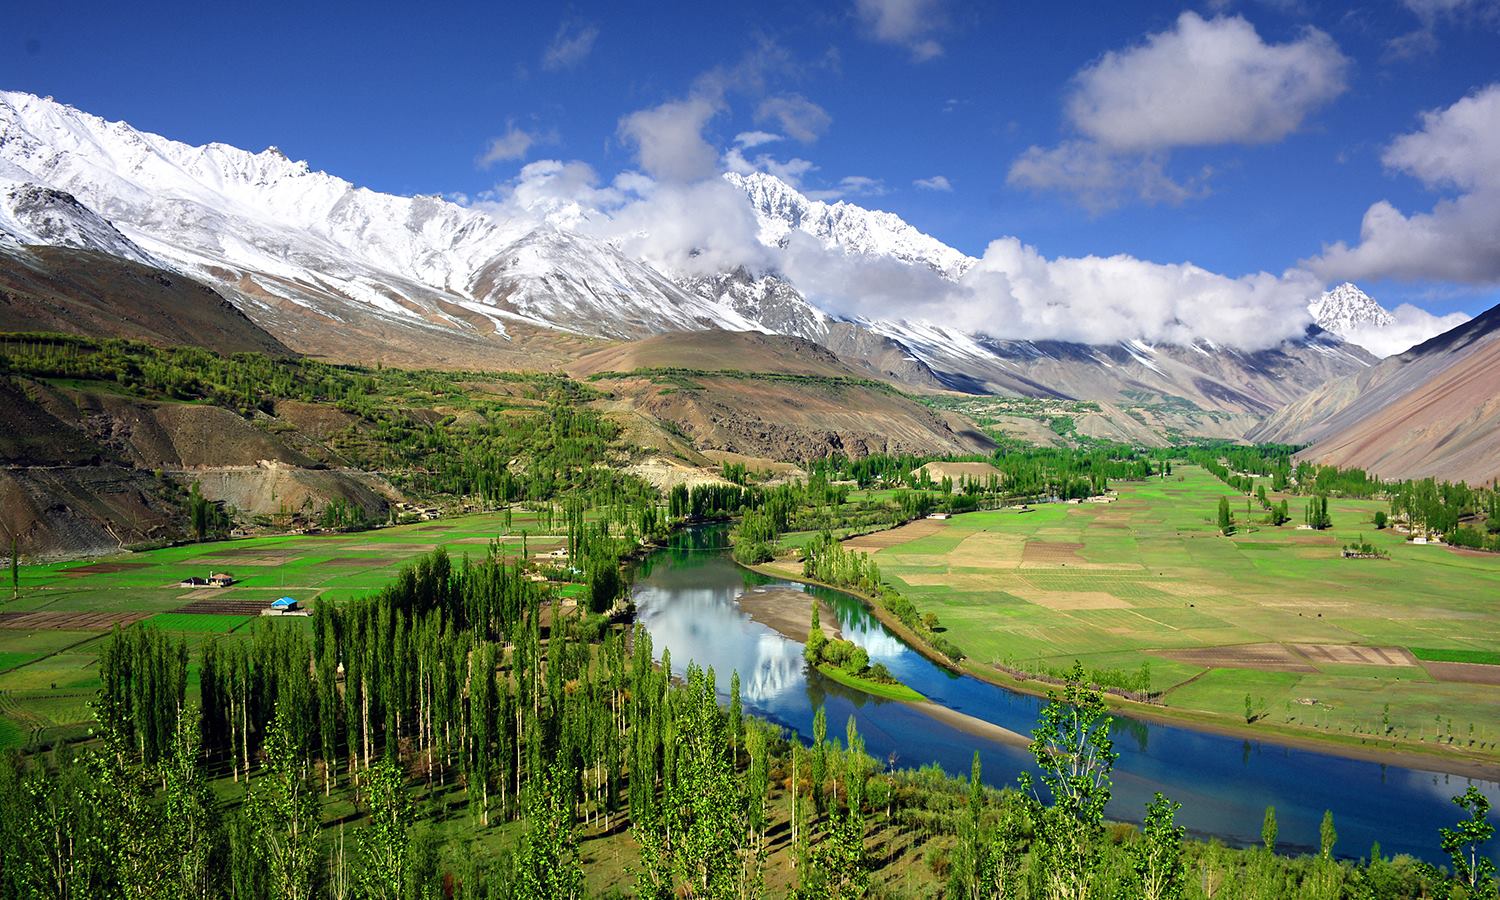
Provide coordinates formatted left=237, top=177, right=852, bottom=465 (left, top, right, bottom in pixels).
left=569, top=331, right=992, bottom=462
left=0, top=245, right=291, bottom=355
left=1252, top=303, right=1500, bottom=485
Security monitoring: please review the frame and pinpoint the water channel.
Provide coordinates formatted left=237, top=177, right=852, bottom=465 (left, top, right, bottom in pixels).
left=631, top=526, right=1500, bottom=865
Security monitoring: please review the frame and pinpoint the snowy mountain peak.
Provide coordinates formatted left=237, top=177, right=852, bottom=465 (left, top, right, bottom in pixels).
left=0, top=89, right=792, bottom=345
left=724, top=171, right=975, bottom=280
left=0, top=181, right=160, bottom=266
left=1310, top=283, right=1395, bottom=335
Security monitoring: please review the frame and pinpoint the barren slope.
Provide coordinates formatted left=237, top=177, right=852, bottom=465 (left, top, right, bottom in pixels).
left=1259, top=303, right=1500, bottom=485
left=571, top=331, right=992, bottom=462
left=0, top=246, right=291, bottom=355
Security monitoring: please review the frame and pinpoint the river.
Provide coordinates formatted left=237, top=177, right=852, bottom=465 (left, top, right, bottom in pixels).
left=630, top=526, right=1500, bottom=865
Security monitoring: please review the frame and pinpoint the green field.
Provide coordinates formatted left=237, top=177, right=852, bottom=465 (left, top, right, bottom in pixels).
left=0, top=510, right=565, bottom=748
left=861, top=465, right=1500, bottom=758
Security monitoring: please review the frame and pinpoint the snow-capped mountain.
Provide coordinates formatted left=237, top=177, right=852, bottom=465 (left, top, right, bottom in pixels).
left=725, top=171, right=974, bottom=279
left=1310, top=283, right=1394, bottom=336
left=677, top=266, right=830, bottom=342
left=0, top=90, right=774, bottom=352
left=0, top=180, right=159, bottom=265
left=0, top=90, right=1380, bottom=437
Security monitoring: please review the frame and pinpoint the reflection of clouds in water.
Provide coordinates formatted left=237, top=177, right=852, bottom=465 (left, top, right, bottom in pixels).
left=634, top=584, right=806, bottom=705
left=841, top=619, right=907, bottom=660
left=745, top=633, right=804, bottom=703
left=1386, top=767, right=1500, bottom=807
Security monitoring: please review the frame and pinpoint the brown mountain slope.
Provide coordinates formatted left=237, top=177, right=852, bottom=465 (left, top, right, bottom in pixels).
left=570, top=331, right=993, bottom=462
left=567, top=329, right=861, bottom=380
left=0, top=246, right=292, bottom=355
left=1252, top=303, right=1500, bottom=485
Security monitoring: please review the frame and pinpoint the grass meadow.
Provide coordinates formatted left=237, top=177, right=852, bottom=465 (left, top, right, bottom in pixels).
left=0, top=510, right=565, bottom=749
left=861, top=466, right=1500, bottom=759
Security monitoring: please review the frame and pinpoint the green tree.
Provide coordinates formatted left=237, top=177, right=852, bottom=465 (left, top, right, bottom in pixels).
left=1131, top=793, right=1185, bottom=900
left=1022, top=661, right=1116, bottom=900
left=949, top=752, right=991, bottom=900
left=1439, top=786, right=1496, bottom=896
left=1319, top=809, right=1338, bottom=861
left=1262, top=806, right=1278, bottom=854
left=517, top=764, right=584, bottom=900
left=248, top=703, right=322, bottom=900
left=1217, top=496, right=1234, bottom=535
left=162, top=706, right=222, bottom=899
left=811, top=706, right=828, bottom=817
left=355, top=756, right=414, bottom=900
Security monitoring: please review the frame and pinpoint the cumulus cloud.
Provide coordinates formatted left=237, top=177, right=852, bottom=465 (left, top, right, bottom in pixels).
left=618, top=97, right=723, bottom=182
left=723, top=146, right=818, bottom=187
left=754, top=95, right=831, bottom=143
left=1340, top=304, right=1472, bottom=357
left=1068, top=13, right=1348, bottom=151
left=477, top=124, right=554, bottom=168
left=1309, top=84, right=1500, bottom=284
left=542, top=20, right=600, bottom=71
left=913, top=175, right=952, bottom=191
left=854, top=0, right=946, bottom=61
left=477, top=159, right=626, bottom=223
left=591, top=177, right=774, bottom=277
left=1012, top=13, right=1347, bottom=208
left=775, top=230, right=1320, bottom=350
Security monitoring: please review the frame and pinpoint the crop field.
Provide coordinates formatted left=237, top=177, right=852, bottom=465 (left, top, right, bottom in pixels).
left=862, top=466, right=1500, bottom=759
left=0, top=509, right=565, bottom=748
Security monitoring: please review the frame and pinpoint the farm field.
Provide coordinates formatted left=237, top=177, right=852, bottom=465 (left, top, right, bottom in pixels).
left=0, top=509, right=566, bottom=748
left=859, top=466, right=1500, bottom=759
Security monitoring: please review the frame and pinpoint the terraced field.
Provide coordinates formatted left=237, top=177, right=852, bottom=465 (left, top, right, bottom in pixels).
left=861, top=466, right=1500, bottom=756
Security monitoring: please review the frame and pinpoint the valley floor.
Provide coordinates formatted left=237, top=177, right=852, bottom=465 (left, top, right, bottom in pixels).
left=814, top=466, right=1500, bottom=772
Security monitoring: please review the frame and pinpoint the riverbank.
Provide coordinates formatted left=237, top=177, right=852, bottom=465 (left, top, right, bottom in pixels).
left=737, top=587, right=841, bottom=641
left=739, top=558, right=1500, bottom=782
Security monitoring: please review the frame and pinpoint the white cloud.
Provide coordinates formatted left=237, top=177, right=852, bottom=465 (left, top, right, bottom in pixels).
left=754, top=95, right=831, bottom=143
left=1068, top=13, right=1348, bottom=151
left=1014, top=13, right=1346, bottom=208
left=1382, top=86, right=1500, bottom=193
left=1340, top=304, right=1472, bottom=357
left=1309, top=85, right=1500, bottom=284
left=805, top=175, right=887, bottom=201
left=542, top=21, right=600, bottom=71
left=1008, top=141, right=1206, bottom=212
left=477, top=124, right=553, bottom=168
left=723, top=146, right=817, bottom=187
left=479, top=159, right=624, bottom=222
left=773, top=228, right=1320, bottom=350
left=733, top=130, right=783, bottom=149
left=854, top=0, right=946, bottom=61
left=591, top=177, right=774, bottom=278
left=913, top=175, right=952, bottom=191
left=618, top=97, right=723, bottom=182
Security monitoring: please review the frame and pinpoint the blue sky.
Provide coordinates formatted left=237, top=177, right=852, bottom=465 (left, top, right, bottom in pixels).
left=3, top=0, right=1498, bottom=320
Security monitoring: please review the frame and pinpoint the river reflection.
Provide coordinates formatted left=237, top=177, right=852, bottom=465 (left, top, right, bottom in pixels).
left=631, top=527, right=1500, bottom=864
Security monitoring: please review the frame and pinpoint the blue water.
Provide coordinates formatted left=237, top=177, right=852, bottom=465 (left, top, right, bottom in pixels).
left=631, top=527, right=1500, bottom=864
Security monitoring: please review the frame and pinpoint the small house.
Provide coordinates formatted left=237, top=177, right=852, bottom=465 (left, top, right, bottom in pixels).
left=271, top=596, right=298, bottom=612
left=178, top=576, right=209, bottom=587
left=208, top=572, right=236, bottom=588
